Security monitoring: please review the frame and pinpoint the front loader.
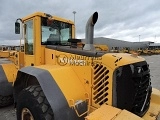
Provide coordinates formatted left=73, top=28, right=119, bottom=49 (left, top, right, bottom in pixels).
left=0, top=11, right=160, bottom=120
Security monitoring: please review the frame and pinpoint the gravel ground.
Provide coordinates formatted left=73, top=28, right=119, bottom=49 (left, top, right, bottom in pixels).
left=0, top=55, right=160, bottom=120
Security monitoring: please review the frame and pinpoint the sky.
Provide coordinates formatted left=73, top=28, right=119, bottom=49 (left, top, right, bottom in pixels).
left=0, top=0, right=160, bottom=45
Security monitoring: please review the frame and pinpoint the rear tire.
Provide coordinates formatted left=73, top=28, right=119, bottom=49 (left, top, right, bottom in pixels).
left=0, top=95, right=14, bottom=107
left=16, top=85, right=54, bottom=120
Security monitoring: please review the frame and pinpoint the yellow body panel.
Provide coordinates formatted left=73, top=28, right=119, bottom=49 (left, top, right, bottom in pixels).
left=101, top=53, right=144, bottom=70
left=44, top=48, right=56, bottom=65
left=45, top=49, right=114, bottom=107
left=40, top=46, right=45, bottom=65
left=35, top=65, right=87, bottom=106
left=86, top=105, right=121, bottom=120
left=25, top=55, right=34, bottom=66
left=86, top=105, right=143, bottom=120
left=17, top=52, right=25, bottom=69
left=1, top=63, right=18, bottom=83
left=114, top=110, right=143, bottom=120
left=7, top=51, right=25, bottom=69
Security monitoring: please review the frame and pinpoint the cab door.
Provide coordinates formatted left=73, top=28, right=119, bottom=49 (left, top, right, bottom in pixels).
left=24, top=19, right=35, bottom=66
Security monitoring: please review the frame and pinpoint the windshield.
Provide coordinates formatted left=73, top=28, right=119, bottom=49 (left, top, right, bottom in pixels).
left=41, top=17, right=72, bottom=45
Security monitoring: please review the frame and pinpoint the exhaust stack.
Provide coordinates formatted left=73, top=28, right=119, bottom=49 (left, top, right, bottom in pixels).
left=83, top=12, right=98, bottom=51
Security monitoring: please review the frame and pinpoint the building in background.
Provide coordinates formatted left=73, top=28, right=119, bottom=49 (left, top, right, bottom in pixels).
left=82, top=37, right=154, bottom=50
left=149, top=43, right=160, bottom=49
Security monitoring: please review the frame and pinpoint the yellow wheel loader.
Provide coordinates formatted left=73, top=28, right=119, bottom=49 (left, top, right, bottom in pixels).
left=94, top=44, right=109, bottom=51
left=0, top=46, right=10, bottom=58
left=142, top=48, right=152, bottom=55
left=137, top=48, right=143, bottom=55
left=110, top=47, right=119, bottom=53
left=119, top=47, right=130, bottom=53
left=0, top=11, right=160, bottom=119
left=0, top=51, right=21, bottom=107
left=154, top=48, right=160, bottom=54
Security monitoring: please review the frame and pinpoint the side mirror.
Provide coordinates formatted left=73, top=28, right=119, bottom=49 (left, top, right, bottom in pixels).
left=15, top=22, right=20, bottom=34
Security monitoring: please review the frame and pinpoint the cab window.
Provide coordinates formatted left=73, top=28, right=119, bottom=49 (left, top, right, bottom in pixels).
left=24, top=20, right=34, bottom=55
left=41, top=17, right=72, bottom=45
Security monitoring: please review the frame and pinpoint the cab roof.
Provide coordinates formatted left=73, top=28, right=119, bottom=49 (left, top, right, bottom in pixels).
left=21, top=12, right=74, bottom=24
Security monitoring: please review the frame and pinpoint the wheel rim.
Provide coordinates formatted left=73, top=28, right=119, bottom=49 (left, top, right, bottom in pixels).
left=21, top=108, right=34, bottom=120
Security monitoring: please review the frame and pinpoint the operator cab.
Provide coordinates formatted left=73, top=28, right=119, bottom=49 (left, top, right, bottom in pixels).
left=15, top=12, right=105, bottom=66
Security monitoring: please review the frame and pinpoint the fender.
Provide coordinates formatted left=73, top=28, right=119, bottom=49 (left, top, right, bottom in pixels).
left=0, top=64, right=14, bottom=96
left=14, top=66, right=87, bottom=120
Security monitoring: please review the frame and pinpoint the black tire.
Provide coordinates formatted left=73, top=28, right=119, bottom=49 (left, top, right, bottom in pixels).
left=16, top=85, right=54, bottom=120
left=0, top=95, right=14, bottom=107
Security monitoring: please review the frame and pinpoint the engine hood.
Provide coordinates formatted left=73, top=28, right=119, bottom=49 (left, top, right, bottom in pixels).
left=100, top=53, right=145, bottom=70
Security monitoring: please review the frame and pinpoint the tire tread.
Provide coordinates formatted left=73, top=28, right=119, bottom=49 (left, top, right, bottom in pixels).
left=17, top=85, right=54, bottom=120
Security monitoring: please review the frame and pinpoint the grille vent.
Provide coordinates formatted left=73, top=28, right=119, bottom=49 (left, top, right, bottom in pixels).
left=92, top=64, right=109, bottom=106
left=114, top=62, right=151, bottom=117
left=131, top=64, right=151, bottom=116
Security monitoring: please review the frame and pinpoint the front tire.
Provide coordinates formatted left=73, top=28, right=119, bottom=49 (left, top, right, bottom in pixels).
left=0, top=95, right=14, bottom=107
left=16, top=85, right=54, bottom=120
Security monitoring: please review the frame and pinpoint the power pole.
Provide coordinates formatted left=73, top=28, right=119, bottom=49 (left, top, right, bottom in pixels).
left=73, top=11, right=76, bottom=38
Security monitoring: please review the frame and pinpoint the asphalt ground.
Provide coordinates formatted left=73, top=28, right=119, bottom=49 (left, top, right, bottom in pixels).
left=142, top=55, right=160, bottom=90
left=0, top=55, right=160, bottom=120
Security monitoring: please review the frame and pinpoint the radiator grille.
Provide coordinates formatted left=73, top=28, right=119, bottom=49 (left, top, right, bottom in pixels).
left=131, top=64, right=151, bottom=116
left=113, top=61, right=151, bottom=117
left=92, top=64, right=109, bottom=106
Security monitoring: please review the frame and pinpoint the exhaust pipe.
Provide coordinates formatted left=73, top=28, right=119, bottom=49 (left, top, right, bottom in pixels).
left=83, top=12, right=98, bottom=51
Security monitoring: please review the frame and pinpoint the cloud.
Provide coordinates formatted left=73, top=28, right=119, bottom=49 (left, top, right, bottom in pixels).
left=0, top=0, right=160, bottom=45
